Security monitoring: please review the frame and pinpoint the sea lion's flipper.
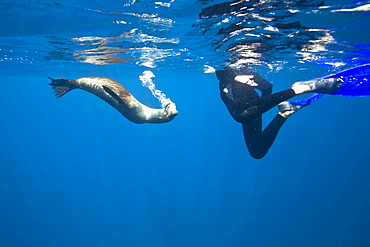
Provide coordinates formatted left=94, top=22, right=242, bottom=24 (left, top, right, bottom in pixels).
left=48, top=77, right=77, bottom=98
left=102, top=85, right=124, bottom=104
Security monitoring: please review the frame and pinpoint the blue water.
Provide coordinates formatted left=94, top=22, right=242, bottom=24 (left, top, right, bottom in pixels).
left=1, top=0, right=370, bottom=246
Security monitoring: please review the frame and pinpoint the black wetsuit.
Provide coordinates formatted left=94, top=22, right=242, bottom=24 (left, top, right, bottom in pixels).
left=216, top=66, right=297, bottom=159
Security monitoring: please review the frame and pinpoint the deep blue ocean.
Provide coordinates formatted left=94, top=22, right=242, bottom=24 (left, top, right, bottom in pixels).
left=1, top=0, right=370, bottom=246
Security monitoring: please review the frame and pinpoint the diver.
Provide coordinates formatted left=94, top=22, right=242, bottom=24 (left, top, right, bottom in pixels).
left=208, top=65, right=342, bottom=159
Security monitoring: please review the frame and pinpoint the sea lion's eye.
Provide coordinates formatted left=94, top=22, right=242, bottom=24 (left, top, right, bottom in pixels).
left=165, top=103, right=170, bottom=111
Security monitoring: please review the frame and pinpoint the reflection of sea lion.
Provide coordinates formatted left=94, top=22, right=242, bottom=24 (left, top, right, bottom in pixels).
left=48, top=77, right=178, bottom=124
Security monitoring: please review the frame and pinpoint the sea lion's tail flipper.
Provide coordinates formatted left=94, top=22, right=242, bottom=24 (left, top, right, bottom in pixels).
left=48, top=77, right=77, bottom=98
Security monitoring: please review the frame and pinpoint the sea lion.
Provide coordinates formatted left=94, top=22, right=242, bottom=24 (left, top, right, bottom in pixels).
left=48, top=77, right=178, bottom=124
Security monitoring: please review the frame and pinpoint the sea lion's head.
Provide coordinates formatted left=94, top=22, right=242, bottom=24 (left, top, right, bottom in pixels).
left=144, top=103, right=178, bottom=123
left=163, top=103, right=178, bottom=121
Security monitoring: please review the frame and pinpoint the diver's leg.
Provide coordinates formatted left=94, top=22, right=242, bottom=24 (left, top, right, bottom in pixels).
left=239, top=76, right=342, bottom=120
left=242, top=117, right=264, bottom=159
left=242, top=114, right=287, bottom=159
left=237, top=89, right=296, bottom=122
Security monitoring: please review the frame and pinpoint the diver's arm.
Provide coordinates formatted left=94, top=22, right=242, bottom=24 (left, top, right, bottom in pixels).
left=233, top=70, right=273, bottom=96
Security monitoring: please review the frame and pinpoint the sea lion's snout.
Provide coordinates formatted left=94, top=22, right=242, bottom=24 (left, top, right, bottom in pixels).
left=165, top=103, right=178, bottom=119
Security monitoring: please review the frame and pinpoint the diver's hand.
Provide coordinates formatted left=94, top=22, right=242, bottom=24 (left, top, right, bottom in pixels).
left=234, top=75, right=258, bottom=87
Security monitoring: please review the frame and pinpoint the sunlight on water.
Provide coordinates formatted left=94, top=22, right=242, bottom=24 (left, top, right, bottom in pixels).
left=0, top=0, right=369, bottom=74
left=139, top=70, right=177, bottom=111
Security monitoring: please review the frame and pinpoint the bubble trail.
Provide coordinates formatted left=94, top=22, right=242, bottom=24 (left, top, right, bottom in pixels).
left=139, top=70, right=177, bottom=112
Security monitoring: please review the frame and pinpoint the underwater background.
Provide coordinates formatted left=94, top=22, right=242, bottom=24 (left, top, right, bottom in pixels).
left=1, top=0, right=370, bottom=246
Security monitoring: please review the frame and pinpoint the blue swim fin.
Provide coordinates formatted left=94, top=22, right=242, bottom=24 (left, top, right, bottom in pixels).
left=330, top=63, right=370, bottom=97
left=290, top=63, right=370, bottom=105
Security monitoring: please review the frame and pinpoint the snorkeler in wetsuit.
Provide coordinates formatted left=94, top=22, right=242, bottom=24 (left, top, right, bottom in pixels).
left=214, top=65, right=341, bottom=159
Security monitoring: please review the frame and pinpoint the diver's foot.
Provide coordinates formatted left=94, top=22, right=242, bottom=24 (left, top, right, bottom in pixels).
left=278, top=101, right=308, bottom=118
left=292, top=77, right=342, bottom=94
